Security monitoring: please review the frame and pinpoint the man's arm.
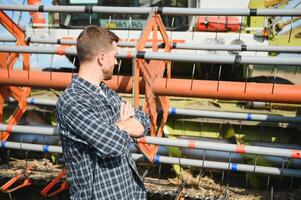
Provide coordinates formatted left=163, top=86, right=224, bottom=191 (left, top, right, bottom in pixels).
left=115, top=117, right=144, bottom=138
left=63, top=100, right=131, bottom=158
left=115, top=100, right=151, bottom=137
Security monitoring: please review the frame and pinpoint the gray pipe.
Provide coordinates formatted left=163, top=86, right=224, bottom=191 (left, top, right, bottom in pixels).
left=141, top=51, right=301, bottom=65
left=132, top=154, right=301, bottom=177
left=161, top=7, right=301, bottom=16
left=140, top=136, right=301, bottom=160
left=0, top=5, right=300, bottom=16
left=0, top=5, right=152, bottom=14
left=0, top=124, right=59, bottom=136
left=2, top=36, right=301, bottom=53
left=9, top=97, right=301, bottom=125
left=0, top=140, right=300, bottom=177
left=1, top=46, right=301, bottom=66
left=1, top=124, right=300, bottom=160
left=8, top=97, right=57, bottom=107
left=169, top=108, right=301, bottom=124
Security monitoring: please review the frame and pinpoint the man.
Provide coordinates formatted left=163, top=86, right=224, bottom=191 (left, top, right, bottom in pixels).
left=56, top=25, right=151, bottom=199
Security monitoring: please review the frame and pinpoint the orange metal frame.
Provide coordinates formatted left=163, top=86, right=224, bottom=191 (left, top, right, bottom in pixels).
left=0, top=163, right=35, bottom=193
left=0, top=11, right=31, bottom=141
left=152, top=78, right=301, bottom=103
left=134, top=11, right=171, bottom=162
left=2, top=70, right=301, bottom=103
left=40, top=169, right=69, bottom=197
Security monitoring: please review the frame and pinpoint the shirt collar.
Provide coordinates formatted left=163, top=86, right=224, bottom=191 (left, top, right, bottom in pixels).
left=72, top=75, right=104, bottom=96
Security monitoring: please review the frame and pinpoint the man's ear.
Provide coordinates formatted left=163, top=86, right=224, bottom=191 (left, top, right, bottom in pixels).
left=97, top=52, right=105, bottom=67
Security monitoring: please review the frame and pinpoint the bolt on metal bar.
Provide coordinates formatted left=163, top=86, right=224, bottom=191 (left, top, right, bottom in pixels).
left=1, top=46, right=301, bottom=66
left=1, top=124, right=301, bottom=159
left=1, top=36, right=301, bottom=53
left=169, top=108, right=301, bottom=124
left=0, top=141, right=300, bottom=177
left=0, top=5, right=301, bottom=16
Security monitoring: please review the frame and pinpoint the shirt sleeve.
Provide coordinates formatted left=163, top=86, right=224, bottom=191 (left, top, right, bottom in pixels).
left=63, top=99, right=131, bottom=158
left=106, top=86, right=151, bottom=136
left=133, top=108, right=151, bottom=136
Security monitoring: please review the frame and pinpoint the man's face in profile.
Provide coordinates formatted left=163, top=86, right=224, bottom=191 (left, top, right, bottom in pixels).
left=102, top=42, right=118, bottom=80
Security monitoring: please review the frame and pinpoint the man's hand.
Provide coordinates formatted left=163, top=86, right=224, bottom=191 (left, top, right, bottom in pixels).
left=120, top=100, right=134, bottom=121
left=115, top=100, right=144, bottom=138
left=115, top=118, right=144, bottom=138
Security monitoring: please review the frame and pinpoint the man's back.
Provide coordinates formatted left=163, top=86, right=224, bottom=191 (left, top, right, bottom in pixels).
left=56, top=75, right=148, bottom=199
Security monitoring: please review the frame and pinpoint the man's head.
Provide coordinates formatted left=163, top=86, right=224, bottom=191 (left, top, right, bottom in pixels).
left=76, top=25, right=119, bottom=80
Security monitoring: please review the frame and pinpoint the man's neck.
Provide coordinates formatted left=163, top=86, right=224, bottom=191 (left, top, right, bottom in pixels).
left=78, top=64, right=103, bottom=86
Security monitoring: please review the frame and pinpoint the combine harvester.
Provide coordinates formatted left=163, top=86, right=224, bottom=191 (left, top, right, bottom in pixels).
left=0, top=0, right=301, bottom=199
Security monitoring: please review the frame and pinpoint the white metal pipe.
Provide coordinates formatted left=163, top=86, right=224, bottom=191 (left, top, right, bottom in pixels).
left=1, top=124, right=300, bottom=159
left=0, top=45, right=76, bottom=55
left=161, top=7, right=301, bottom=16
left=133, top=154, right=301, bottom=177
left=139, top=137, right=301, bottom=160
left=169, top=108, right=301, bottom=124
left=0, top=5, right=300, bottom=16
left=0, top=124, right=59, bottom=136
left=0, top=140, right=62, bottom=153
left=8, top=97, right=57, bottom=107
left=1, top=36, right=301, bottom=53
left=0, top=140, right=300, bottom=177
left=1, top=46, right=301, bottom=66
left=8, top=96, right=301, bottom=124
left=141, top=51, right=301, bottom=66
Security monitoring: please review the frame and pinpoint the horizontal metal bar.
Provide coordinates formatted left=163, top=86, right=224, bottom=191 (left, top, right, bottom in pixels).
left=1, top=45, right=301, bottom=65
left=0, top=5, right=300, bottom=16
left=174, top=43, right=301, bottom=53
left=0, top=5, right=152, bottom=14
left=0, top=45, right=77, bottom=55
left=1, top=124, right=300, bottom=159
left=133, top=154, right=301, bottom=177
left=152, top=78, right=301, bottom=103
left=0, top=124, right=59, bottom=136
left=0, top=140, right=300, bottom=177
left=141, top=51, right=301, bottom=65
left=1, top=36, right=301, bottom=53
left=8, top=97, right=57, bottom=107
left=139, top=137, right=301, bottom=159
left=8, top=96, right=301, bottom=124
left=169, top=108, right=301, bottom=124
left=161, top=7, right=301, bottom=16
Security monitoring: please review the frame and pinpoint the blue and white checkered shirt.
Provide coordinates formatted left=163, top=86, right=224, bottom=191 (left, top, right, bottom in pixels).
left=56, top=75, right=151, bottom=200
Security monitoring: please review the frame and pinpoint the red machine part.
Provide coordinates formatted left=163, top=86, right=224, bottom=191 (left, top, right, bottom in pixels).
left=196, top=16, right=240, bottom=32
left=40, top=169, right=69, bottom=197
left=27, top=0, right=46, bottom=25
left=0, top=11, right=31, bottom=141
left=1, top=70, right=301, bottom=104
left=0, top=163, right=35, bottom=193
left=134, top=12, right=171, bottom=162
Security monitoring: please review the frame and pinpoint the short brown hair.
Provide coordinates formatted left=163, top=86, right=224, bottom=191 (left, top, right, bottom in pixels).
left=76, top=25, right=119, bottom=63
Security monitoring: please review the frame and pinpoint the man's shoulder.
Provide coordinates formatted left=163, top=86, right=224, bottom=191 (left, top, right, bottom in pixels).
left=57, top=86, right=91, bottom=109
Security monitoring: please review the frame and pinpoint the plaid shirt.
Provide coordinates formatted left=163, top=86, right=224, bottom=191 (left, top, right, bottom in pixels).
left=56, top=75, right=151, bottom=200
